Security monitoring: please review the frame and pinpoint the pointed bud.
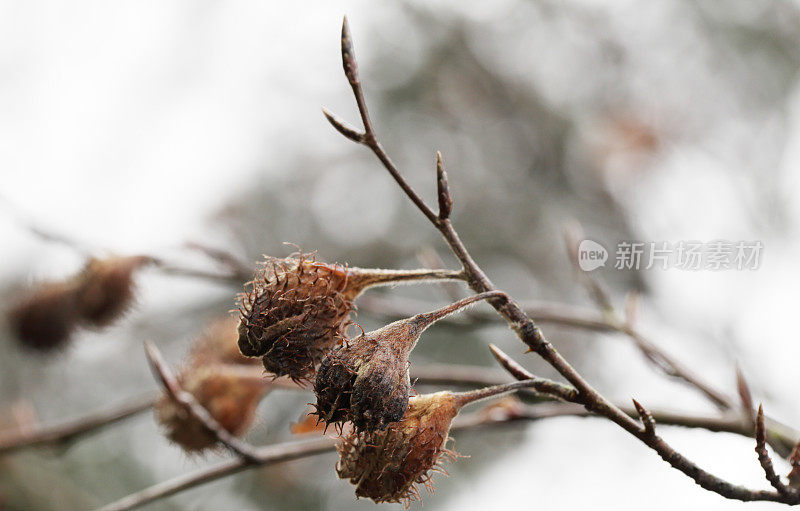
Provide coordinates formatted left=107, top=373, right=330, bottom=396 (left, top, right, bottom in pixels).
left=341, top=16, right=359, bottom=87
left=436, top=152, right=452, bottom=220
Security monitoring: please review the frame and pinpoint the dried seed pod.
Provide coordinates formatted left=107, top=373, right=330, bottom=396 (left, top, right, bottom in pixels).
left=155, top=316, right=267, bottom=452
left=337, top=380, right=537, bottom=504
left=75, top=255, right=152, bottom=326
left=7, top=281, right=82, bottom=351
left=154, top=364, right=268, bottom=452
left=314, top=291, right=505, bottom=432
left=237, top=252, right=463, bottom=381
left=188, top=316, right=259, bottom=367
left=6, top=254, right=151, bottom=351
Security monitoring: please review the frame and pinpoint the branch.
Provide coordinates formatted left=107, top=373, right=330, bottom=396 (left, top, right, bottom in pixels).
left=95, top=436, right=338, bottom=511
left=95, top=398, right=799, bottom=511
left=0, top=394, right=156, bottom=457
left=143, top=341, right=260, bottom=463
left=324, top=18, right=800, bottom=503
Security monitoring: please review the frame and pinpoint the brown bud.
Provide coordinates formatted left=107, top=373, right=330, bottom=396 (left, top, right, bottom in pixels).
left=75, top=255, right=151, bottom=326
left=789, top=441, right=800, bottom=490
left=7, top=281, right=82, bottom=351
left=154, top=364, right=268, bottom=452
left=336, top=380, right=536, bottom=504
left=237, top=252, right=463, bottom=381
left=313, top=291, right=505, bottom=432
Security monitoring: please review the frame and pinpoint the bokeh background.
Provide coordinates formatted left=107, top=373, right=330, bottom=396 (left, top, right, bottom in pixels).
left=2, top=0, right=800, bottom=509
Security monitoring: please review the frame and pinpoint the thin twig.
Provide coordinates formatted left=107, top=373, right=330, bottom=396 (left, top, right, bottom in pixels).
left=0, top=394, right=156, bottom=457
left=94, top=436, right=338, bottom=511
left=325, top=17, right=800, bottom=503
left=143, top=341, right=260, bottom=463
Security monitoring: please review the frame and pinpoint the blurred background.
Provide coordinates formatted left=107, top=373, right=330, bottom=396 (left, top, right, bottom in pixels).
left=1, top=0, right=800, bottom=509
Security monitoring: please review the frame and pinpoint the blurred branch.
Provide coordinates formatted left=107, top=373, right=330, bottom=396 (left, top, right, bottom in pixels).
left=94, top=436, right=338, bottom=511
left=0, top=394, right=156, bottom=457
left=0, top=194, right=250, bottom=284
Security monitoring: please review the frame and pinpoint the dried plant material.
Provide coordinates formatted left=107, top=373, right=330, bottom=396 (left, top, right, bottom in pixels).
left=154, top=364, right=268, bottom=453
left=337, top=380, right=536, bottom=504
left=155, top=317, right=268, bottom=453
left=7, top=280, right=82, bottom=351
left=7, top=255, right=151, bottom=351
left=314, top=292, right=504, bottom=432
left=76, top=255, right=152, bottom=327
left=188, top=316, right=258, bottom=368
left=237, top=251, right=463, bottom=381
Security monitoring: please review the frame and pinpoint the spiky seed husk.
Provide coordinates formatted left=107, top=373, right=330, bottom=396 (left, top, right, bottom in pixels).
left=188, top=316, right=259, bottom=368
left=336, top=392, right=460, bottom=505
left=237, top=254, right=355, bottom=382
left=154, top=364, right=268, bottom=452
left=314, top=320, right=417, bottom=432
left=7, top=255, right=149, bottom=351
left=76, top=255, right=151, bottom=326
left=7, top=281, right=82, bottom=351
left=314, top=292, right=503, bottom=432
left=237, top=251, right=467, bottom=382
left=155, top=317, right=267, bottom=452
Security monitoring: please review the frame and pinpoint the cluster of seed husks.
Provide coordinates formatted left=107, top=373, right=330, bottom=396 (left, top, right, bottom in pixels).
left=7, top=255, right=151, bottom=351
left=155, top=316, right=269, bottom=453
left=235, top=250, right=511, bottom=503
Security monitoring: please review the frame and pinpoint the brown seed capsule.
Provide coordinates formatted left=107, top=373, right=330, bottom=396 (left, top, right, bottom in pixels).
left=155, top=317, right=268, bottom=452
left=6, top=255, right=151, bottom=351
left=154, top=364, right=268, bottom=452
left=313, top=291, right=505, bottom=432
left=336, top=380, right=537, bottom=504
left=237, top=252, right=463, bottom=382
left=75, top=255, right=152, bottom=327
left=188, top=316, right=259, bottom=367
left=7, top=281, right=82, bottom=351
